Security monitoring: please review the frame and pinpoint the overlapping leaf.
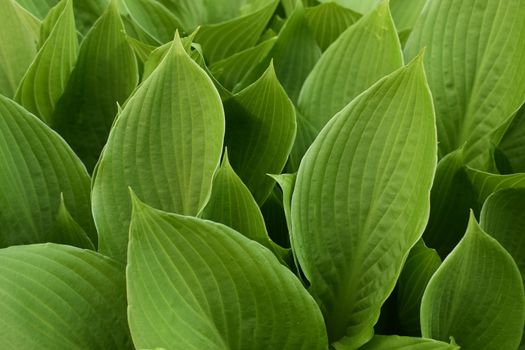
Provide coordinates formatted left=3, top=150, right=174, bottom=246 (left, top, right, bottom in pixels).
left=0, top=0, right=39, bottom=97
left=405, top=0, right=525, bottom=168
left=195, top=0, right=278, bottom=63
left=92, top=34, right=224, bottom=263
left=480, top=188, right=525, bottom=282
left=291, top=56, right=436, bottom=348
left=359, top=336, right=459, bottom=350
left=421, top=213, right=525, bottom=350
left=466, top=167, right=525, bottom=205
left=396, top=240, right=441, bottom=335
left=224, top=63, right=296, bottom=205
left=295, top=1, right=403, bottom=164
left=15, top=0, right=78, bottom=124
left=423, top=148, right=479, bottom=257
left=127, top=196, right=327, bottom=350
left=304, top=2, right=360, bottom=51
left=0, top=96, right=95, bottom=247
left=496, top=105, right=525, bottom=173
left=0, top=243, right=131, bottom=349
left=52, top=0, right=138, bottom=171
left=201, top=151, right=285, bottom=258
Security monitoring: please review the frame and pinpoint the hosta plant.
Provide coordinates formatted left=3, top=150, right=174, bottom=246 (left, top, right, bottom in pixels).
left=0, top=0, right=524, bottom=349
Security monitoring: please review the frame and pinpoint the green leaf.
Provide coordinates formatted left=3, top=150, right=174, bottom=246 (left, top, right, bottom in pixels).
left=268, top=4, right=321, bottom=102
left=15, top=0, right=59, bottom=19
left=466, top=167, right=525, bottom=206
left=201, top=151, right=285, bottom=258
left=389, top=0, right=428, bottom=33
left=224, top=63, right=296, bottom=205
left=92, top=34, right=224, bottom=263
left=194, top=0, right=279, bottom=63
left=497, top=104, right=525, bottom=173
left=0, top=96, right=95, bottom=247
left=359, top=335, right=459, bottom=350
left=15, top=0, right=78, bottom=124
left=397, top=240, right=441, bottom=335
left=48, top=194, right=95, bottom=250
left=291, top=56, right=437, bottom=348
left=423, top=148, right=479, bottom=257
left=404, top=0, right=525, bottom=168
left=209, top=37, right=277, bottom=91
left=480, top=188, right=525, bottom=282
left=52, top=0, right=138, bottom=171
left=127, top=195, right=328, bottom=350
left=320, top=0, right=380, bottom=14
left=304, top=1, right=360, bottom=51
left=122, top=0, right=181, bottom=44
left=0, top=243, right=131, bottom=349
left=421, top=213, right=525, bottom=350
left=0, top=0, right=39, bottom=97
left=296, top=1, right=403, bottom=162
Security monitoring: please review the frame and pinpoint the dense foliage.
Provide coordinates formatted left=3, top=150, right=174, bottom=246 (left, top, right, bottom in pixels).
left=0, top=0, right=524, bottom=349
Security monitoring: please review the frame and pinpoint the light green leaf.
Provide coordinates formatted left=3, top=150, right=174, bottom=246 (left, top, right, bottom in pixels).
left=15, top=0, right=59, bottom=19
left=127, top=36, right=156, bottom=64
left=268, top=4, right=321, bottom=102
left=92, top=34, right=224, bottom=263
left=48, top=194, right=95, bottom=250
left=466, top=167, right=525, bottom=206
left=201, top=151, right=285, bottom=258
left=224, top=63, right=296, bottom=205
left=404, top=0, right=525, bottom=168
left=389, top=0, right=428, bottom=33
left=15, top=0, right=78, bottom=124
left=127, top=196, right=328, bottom=350
left=209, top=37, right=277, bottom=91
left=0, top=0, right=39, bottom=97
left=122, top=0, right=181, bottom=44
left=296, top=1, right=402, bottom=162
left=291, top=56, right=437, bottom=348
left=359, top=336, right=459, bottom=350
left=397, top=240, right=441, bottom=335
left=423, top=148, right=479, bottom=257
left=0, top=96, right=95, bottom=247
left=304, top=2, right=360, bottom=51
left=194, top=0, right=279, bottom=63
left=0, top=243, right=131, bottom=349
left=421, top=213, right=525, bottom=350
left=496, top=104, right=525, bottom=173
left=52, top=0, right=138, bottom=171
left=319, top=0, right=380, bottom=14
left=480, top=188, right=525, bottom=282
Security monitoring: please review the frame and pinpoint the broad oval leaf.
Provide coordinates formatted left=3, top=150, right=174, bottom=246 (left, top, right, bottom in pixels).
left=291, top=56, right=437, bottom=348
left=466, top=167, right=525, bottom=206
left=359, top=335, right=459, bottom=350
left=0, top=243, right=131, bottom=349
left=0, top=95, right=95, bottom=247
left=421, top=213, right=525, bottom=350
left=194, top=0, right=279, bottom=63
left=224, top=63, right=296, bottom=205
left=405, top=0, right=525, bottom=168
left=52, top=0, right=138, bottom=171
left=127, top=195, right=328, bottom=350
left=201, top=151, right=284, bottom=258
left=304, top=1, right=360, bottom=51
left=15, top=0, right=78, bottom=124
left=396, top=240, right=441, bottom=335
left=92, top=34, right=225, bottom=263
left=209, top=37, right=277, bottom=91
left=480, top=188, right=525, bottom=282
left=423, top=148, right=479, bottom=257
left=271, top=4, right=322, bottom=103
left=0, top=0, right=39, bottom=97
left=496, top=104, right=525, bottom=173
left=296, top=0, right=403, bottom=162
